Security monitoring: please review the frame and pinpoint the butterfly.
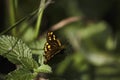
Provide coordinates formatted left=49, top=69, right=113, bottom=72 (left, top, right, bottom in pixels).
left=44, top=31, right=64, bottom=62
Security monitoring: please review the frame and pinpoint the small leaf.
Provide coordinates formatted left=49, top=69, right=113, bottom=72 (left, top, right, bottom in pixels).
left=34, top=64, right=52, bottom=74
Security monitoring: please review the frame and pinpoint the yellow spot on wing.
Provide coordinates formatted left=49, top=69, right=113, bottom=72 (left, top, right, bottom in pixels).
left=48, top=45, right=51, bottom=49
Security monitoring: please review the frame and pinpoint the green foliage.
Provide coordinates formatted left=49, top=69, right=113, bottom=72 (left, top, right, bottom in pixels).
left=0, top=35, right=38, bottom=69
left=34, top=64, right=52, bottom=74
left=51, top=20, right=120, bottom=80
left=0, top=0, right=53, bottom=79
left=19, top=22, right=35, bottom=42
left=6, top=68, right=33, bottom=80
left=28, top=38, right=46, bottom=55
left=0, top=35, right=52, bottom=80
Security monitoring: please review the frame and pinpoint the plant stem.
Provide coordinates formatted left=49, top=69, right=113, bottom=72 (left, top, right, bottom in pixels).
left=8, top=0, right=16, bottom=35
left=34, top=0, right=46, bottom=39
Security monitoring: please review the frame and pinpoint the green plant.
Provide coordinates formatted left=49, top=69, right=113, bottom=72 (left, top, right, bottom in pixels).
left=0, top=0, right=53, bottom=80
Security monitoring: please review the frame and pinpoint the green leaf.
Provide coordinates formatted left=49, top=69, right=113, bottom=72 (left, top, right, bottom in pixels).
left=20, top=57, right=38, bottom=70
left=6, top=68, right=34, bottom=80
left=34, top=64, right=52, bottom=74
left=0, top=35, right=38, bottom=70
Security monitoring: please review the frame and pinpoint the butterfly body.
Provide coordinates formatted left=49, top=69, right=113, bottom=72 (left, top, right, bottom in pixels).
left=44, top=32, right=63, bottom=62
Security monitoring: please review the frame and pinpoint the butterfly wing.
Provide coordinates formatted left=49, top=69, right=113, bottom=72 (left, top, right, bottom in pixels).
left=44, top=32, right=62, bottom=62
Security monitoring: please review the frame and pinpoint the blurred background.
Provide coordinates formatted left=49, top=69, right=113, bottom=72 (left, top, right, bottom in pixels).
left=0, top=0, right=120, bottom=80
